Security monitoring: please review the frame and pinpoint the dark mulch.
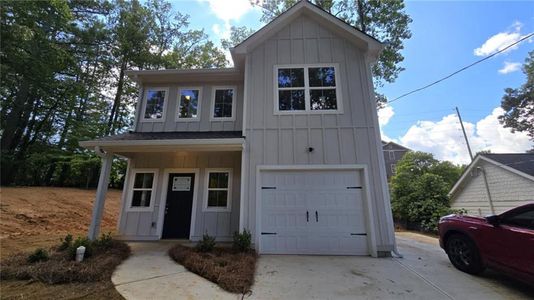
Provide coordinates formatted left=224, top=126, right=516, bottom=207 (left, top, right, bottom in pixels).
left=168, top=245, right=257, bottom=294
left=0, top=240, right=130, bottom=284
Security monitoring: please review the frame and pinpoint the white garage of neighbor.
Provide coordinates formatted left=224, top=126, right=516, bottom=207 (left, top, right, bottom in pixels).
left=257, top=166, right=376, bottom=255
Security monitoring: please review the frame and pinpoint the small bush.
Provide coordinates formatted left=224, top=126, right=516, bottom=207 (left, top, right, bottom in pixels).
left=94, top=232, right=114, bottom=250
left=233, top=229, right=252, bottom=252
left=196, top=233, right=216, bottom=252
left=58, top=234, right=73, bottom=251
left=68, top=236, right=93, bottom=260
left=27, top=248, right=49, bottom=263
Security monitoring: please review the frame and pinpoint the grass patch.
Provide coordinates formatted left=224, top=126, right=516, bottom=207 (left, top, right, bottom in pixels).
left=0, top=235, right=130, bottom=284
left=168, top=245, right=257, bottom=294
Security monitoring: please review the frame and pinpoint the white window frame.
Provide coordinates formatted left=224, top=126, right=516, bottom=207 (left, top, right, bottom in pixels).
left=127, top=168, right=159, bottom=212
left=203, top=168, right=232, bottom=212
left=176, top=87, right=202, bottom=122
left=273, top=63, right=343, bottom=115
left=388, top=151, right=395, bottom=160
left=391, top=164, right=396, bottom=175
left=210, top=86, right=236, bottom=121
left=141, top=87, right=169, bottom=122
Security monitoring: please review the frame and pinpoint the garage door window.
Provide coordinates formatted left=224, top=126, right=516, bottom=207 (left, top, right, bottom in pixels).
left=204, top=169, right=232, bottom=211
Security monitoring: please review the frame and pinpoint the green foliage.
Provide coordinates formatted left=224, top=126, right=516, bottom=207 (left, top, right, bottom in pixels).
left=27, top=248, right=49, bottom=264
left=233, top=229, right=252, bottom=252
left=390, top=151, right=464, bottom=232
left=68, top=236, right=94, bottom=260
left=58, top=234, right=73, bottom=251
left=196, top=233, right=216, bottom=252
left=221, top=26, right=255, bottom=50
left=499, top=50, right=534, bottom=143
left=94, top=232, right=114, bottom=250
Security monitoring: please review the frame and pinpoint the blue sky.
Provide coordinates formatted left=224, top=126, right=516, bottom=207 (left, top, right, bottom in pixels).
left=169, top=0, right=533, bottom=164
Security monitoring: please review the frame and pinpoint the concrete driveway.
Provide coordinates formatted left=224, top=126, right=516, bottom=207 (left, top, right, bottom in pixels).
left=250, top=232, right=533, bottom=299
left=112, top=233, right=533, bottom=299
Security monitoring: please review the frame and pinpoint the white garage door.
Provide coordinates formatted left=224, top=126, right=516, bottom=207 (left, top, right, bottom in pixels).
left=260, top=169, right=368, bottom=255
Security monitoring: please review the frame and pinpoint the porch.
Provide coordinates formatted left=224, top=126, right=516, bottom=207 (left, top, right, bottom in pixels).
left=79, top=131, right=244, bottom=241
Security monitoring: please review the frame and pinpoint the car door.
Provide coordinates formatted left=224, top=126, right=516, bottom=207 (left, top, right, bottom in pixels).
left=488, top=207, right=534, bottom=278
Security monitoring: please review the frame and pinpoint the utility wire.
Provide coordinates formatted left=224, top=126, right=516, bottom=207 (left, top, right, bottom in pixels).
left=389, top=32, right=534, bottom=103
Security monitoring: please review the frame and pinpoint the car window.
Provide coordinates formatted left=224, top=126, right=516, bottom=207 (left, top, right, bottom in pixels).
left=501, top=209, right=534, bottom=230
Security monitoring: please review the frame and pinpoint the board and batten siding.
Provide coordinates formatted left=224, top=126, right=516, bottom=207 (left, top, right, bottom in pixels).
left=242, top=15, right=395, bottom=251
left=135, top=83, right=244, bottom=132
left=118, top=151, right=241, bottom=240
left=451, top=160, right=534, bottom=216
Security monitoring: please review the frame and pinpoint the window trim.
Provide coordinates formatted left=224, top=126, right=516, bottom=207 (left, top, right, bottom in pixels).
left=176, top=87, right=202, bottom=122
left=141, top=87, right=169, bottom=122
left=203, top=168, right=232, bottom=212
left=126, top=168, right=159, bottom=212
left=210, top=86, right=237, bottom=121
left=273, top=63, right=343, bottom=115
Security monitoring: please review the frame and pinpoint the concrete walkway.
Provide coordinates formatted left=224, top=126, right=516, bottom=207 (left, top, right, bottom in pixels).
left=112, top=235, right=533, bottom=300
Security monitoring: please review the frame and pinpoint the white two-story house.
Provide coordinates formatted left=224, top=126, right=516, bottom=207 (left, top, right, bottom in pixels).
left=81, top=1, right=396, bottom=257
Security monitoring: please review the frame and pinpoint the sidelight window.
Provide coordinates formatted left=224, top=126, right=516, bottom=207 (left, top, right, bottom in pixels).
left=128, top=169, right=158, bottom=211
left=204, top=169, right=232, bottom=211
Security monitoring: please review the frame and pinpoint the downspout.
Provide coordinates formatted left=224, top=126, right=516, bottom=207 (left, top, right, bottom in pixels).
left=477, top=166, right=495, bottom=215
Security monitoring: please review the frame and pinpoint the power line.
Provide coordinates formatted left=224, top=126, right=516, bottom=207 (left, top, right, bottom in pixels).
left=389, top=32, right=534, bottom=103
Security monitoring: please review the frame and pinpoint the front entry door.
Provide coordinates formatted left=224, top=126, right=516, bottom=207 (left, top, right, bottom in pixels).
left=162, top=173, right=195, bottom=239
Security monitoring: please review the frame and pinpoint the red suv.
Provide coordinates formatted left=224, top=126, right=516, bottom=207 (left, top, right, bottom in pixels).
left=438, top=203, right=534, bottom=285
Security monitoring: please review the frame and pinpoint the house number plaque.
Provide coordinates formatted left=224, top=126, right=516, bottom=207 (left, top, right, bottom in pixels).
left=172, top=176, right=191, bottom=191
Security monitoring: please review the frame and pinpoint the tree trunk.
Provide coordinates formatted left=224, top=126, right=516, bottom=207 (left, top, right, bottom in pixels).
left=106, top=59, right=127, bottom=135
left=1, top=80, right=30, bottom=151
left=356, top=0, right=367, bottom=33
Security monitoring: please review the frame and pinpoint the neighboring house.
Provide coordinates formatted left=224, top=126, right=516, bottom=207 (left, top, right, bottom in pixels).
left=382, top=141, right=411, bottom=179
left=80, top=1, right=395, bottom=257
left=449, top=153, right=534, bottom=216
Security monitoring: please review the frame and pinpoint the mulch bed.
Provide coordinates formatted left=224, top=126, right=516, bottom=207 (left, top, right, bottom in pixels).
left=0, top=240, right=130, bottom=284
left=168, top=245, right=257, bottom=294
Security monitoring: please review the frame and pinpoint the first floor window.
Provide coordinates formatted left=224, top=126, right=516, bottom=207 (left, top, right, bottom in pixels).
left=144, top=89, right=167, bottom=120
left=213, top=88, right=234, bottom=119
left=131, top=172, right=155, bottom=208
left=206, top=170, right=231, bottom=210
left=275, top=65, right=340, bottom=113
left=178, top=88, right=200, bottom=120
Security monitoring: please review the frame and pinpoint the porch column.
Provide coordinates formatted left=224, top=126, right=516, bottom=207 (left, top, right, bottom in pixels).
left=88, top=153, right=113, bottom=240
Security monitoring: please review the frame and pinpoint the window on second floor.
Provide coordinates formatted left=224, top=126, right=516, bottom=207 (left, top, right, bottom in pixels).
left=211, top=87, right=235, bottom=120
left=275, top=64, right=341, bottom=114
left=177, top=88, right=201, bottom=121
left=143, top=88, right=168, bottom=121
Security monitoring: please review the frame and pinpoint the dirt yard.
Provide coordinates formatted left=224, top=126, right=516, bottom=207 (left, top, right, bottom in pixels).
left=0, top=187, right=121, bottom=259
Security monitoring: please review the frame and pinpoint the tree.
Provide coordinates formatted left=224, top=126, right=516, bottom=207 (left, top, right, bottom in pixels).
left=499, top=50, right=534, bottom=142
left=390, top=151, right=464, bottom=232
left=252, top=0, right=412, bottom=90
left=221, top=26, right=255, bottom=50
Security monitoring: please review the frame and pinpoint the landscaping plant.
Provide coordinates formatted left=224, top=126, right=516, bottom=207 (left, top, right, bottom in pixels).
left=196, top=232, right=216, bottom=252
left=233, top=229, right=252, bottom=252
left=27, top=248, right=49, bottom=263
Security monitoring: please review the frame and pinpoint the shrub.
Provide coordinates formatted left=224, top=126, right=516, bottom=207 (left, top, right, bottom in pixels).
left=233, top=229, right=252, bottom=252
left=196, top=233, right=216, bottom=252
left=94, top=232, right=114, bottom=250
left=68, top=236, right=93, bottom=260
left=27, top=248, right=49, bottom=263
left=58, top=234, right=73, bottom=251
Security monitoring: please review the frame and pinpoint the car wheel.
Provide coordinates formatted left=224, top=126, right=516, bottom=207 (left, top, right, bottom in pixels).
left=445, top=233, right=485, bottom=275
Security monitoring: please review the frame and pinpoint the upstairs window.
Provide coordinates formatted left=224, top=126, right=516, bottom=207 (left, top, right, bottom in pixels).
left=211, top=87, right=235, bottom=120
left=275, top=64, right=341, bottom=114
left=143, top=88, right=168, bottom=121
left=177, top=88, right=201, bottom=121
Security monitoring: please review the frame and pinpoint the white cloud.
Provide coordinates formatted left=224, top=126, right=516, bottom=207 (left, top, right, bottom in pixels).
left=200, top=0, right=255, bottom=21
left=498, top=61, right=521, bottom=74
left=474, top=22, right=526, bottom=56
left=378, top=105, right=395, bottom=142
left=399, top=107, right=533, bottom=165
left=212, top=22, right=231, bottom=40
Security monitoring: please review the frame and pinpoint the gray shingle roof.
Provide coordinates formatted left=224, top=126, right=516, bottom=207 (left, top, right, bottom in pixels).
left=93, top=131, right=244, bottom=142
left=483, top=153, right=534, bottom=176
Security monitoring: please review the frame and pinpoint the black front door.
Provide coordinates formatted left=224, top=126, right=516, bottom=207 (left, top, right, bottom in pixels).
left=162, top=173, right=195, bottom=239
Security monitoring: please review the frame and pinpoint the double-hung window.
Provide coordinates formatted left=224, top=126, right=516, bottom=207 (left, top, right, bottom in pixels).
left=275, top=64, right=341, bottom=113
left=177, top=88, right=201, bottom=121
left=211, top=87, right=235, bottom=120
left=204, top=169, right=232, bottom=212
left=142, top=88, right=168, bottom=121
left=128, top=170, right=157, bottom=211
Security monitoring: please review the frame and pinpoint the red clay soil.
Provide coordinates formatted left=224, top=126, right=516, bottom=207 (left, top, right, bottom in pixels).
left=0, top=187, right=121, bottom=259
